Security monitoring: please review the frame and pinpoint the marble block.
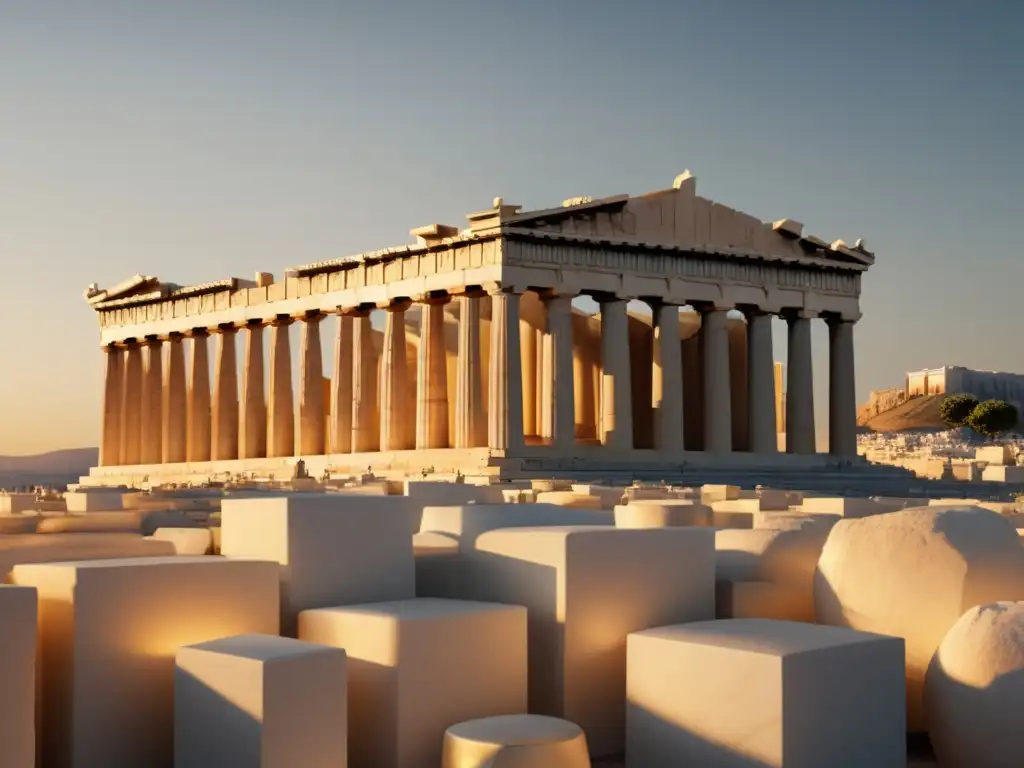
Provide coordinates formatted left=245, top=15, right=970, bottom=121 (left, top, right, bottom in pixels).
left=756, top=489, right=791, bottom=511
left=175, top=634, right=347, bottom=768
left=0, top=515, right=41, bottom=534
left=419, top=504, right=613, bottom=549
left=701, top=484, right=740, bottom=503
left=982, top=465, right=1024, bottom=483
left=535, top=491, right=604, bottom=510
left=150, top=527, right=212, bottom=555
left=815, top=505, right=1024, bottom=731
left=12, top=556, right=280, bottom=768
left=626, top=619, right=906, bottom=768
left=798, top=497, right=885, bottom=518
left=0, top=493, right=36, bottom=515
left=299, top=598, right=527, bottom=768
left=64, top=490, right=123, bottom=513
left=221, top=494, right=415, bottom=636
left=0, top=585, right=37, bottom=768
left=0, top=533, right=175, bottom=580
left=716, top=527, right=829, bottom=585
left=976, top=445, right=1014, bottom=466
left=571, top=484, right=626, bottom=509
left=37, top=511, right=140, bottom=533
left=402, top=480, right=502, bottom=505
left=470, top=526, right=715, bottom=757
left=442, top=715, right=590, bottom=768
left=614, top=500, right=712, bottom=528
left=715, top=580, right=813, bottom=622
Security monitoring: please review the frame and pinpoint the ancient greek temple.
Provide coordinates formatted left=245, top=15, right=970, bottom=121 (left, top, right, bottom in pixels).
left=83, top=172, right=871, bottom=484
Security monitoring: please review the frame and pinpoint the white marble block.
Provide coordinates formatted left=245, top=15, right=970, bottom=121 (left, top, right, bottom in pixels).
left=0, top=493, right=36, bottom=515
left=0, top=532, right=175, bottom=580
left=0, top=585, right=37, bottom=768
left=470, top=526, right=715, bottom=757
left=614, top=500, right=712, bottom=528
left=64, top=490, right=124, bottom=513
left=221, top=494, right=415, bottom=635
left=627, top=619, right=906, bottom=767
left=175, top=634, right=347, bottom=768
left=798, top=497, right=885, bottom=518
left=150, top=527, right=213, bottom=555
left=299, top=598, right=527, bottom=768
left=12, top=556, right=280, bottom=768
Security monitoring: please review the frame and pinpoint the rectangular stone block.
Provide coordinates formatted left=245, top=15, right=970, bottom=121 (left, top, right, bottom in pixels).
left=976, top=445, right=1014, bottom=465
left=221, top=495, right=415, bottom=635
left=64, top=490, right=123, bottom=513
left=0, top=533, right=175, bottom=580
left=12, top=556, right=280, bottom=768
left=175, top=634, right=347, bottom=768
left=299, top=598, right=526, bottom=768
left=471, top=526, right=715, bottom=757
left=0, top=493, right=36, bottom=515
left=798, top=497, right=885, bottom=518
left=701, top=484, right=740, bottom=503
left=715, top=579, right=813, bottom=622
left=413, top=532, right=460, bottom=597
left=0, top=585, right=37, bottom=768
left=402, top=480, right=503, bottom=506
left=149, top=527, right=213, bottom=555
left=982, top=465, right=1024, bottom=483
left=626, top=619, right=906, bottom=767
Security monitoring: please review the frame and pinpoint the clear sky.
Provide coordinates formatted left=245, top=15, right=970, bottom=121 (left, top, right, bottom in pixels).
left=1, top=0, right=1021, bottom=455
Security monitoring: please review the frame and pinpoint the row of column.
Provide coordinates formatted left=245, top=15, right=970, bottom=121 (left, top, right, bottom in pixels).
left=99, top=287, right=525, bottom=467
left=98, top=290, right=857, bottom=466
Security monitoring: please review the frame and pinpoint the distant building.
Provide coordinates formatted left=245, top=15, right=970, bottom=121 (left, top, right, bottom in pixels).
left=905, top=365, right=1024, bottom=415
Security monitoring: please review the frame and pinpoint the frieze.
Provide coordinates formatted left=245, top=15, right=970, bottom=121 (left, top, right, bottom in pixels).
left=505, top=239, right=860, bottom=297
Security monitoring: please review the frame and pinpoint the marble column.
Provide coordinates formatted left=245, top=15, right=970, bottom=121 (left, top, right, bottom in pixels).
left=599, top=297, right=634, bottom=450
left=330, top=314, right=353, bottom=454
left=119, top=342, right=143, bottom=465
left=520, top=312, right=537, bottom=439
left=239, top=322, right=266, bottom=460
left=186, top=331, right=212, bottom=463
left=540, top=327, right=553, bottom=442
left=139, top=338, right=164, bottom=465
left=786, top=311, right=816, bottom=454
left=99, top=344, right=123, bottom=466
left=162, top=333, right=187, bottom=464
left=416, top=296, right=450, bottom=449
left=829, top=317, right=858, bottom=457
left=701, top=307, right=733, bottom=454
left=298, top=313, right=326, bottom=456
left=488, top=287, right=524, bottom=452
left=652, top=302, right=685, bottom=453
left=267, top=317, right=295, bottom=459
left=351, top=312, right=379, bottom=453
left=455, top=294, right=485, bottom=449
left=211, top=325, right=239, bottom=461
left=747, top=310, right=778, bottom=455
left=544, top=294, right=576, bottom=450
left=379, top=301, right=412, bottom=451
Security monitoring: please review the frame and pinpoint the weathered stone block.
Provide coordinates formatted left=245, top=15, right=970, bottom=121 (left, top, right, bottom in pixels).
left=0, top=585, right=36, bottom=768
left=614, top=500, right=712, bottom=528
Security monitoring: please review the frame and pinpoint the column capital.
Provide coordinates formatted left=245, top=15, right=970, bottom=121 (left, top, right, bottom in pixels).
left=377, top=297, right=412, bottom=312
left=234, top=318, right=265, bottom=331
left=268, top=314, right=295, bottom=328
left=693, top=302, right=734, bottom=314
left=824, top=311, right=861, bottom=325
left=738, top=304, right=777, bottom=319
left=213, top=322, right=239, bottom=334
left=591, top=290, right=633, bottom=305
left=293, top=309, right=325, bottom=323
left=483, top=282, right=522, bottom=297
left=782, top=308, right=819, bottom=321
left=339, top=303, right=375, bottom=318
left=450, top=284, right=488, bottom=299
left=182, top=327, right=210, bottom=339
left=156, top=330, right=186, bottom=343
left=414, top=292, right=452, bottom=306
left=141, top=335, right=163, bottom=347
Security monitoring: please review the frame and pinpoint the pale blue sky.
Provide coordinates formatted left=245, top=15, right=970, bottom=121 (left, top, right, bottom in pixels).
left=1, top=0, right=1021, bottom=454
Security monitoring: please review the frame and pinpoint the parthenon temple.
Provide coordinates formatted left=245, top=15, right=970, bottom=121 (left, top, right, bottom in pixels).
left=83, top=172, right=872, bottom=485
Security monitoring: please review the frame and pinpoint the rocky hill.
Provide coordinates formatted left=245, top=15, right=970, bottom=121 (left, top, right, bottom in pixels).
left=858, top=394, right=946, bottom=433
left=0, top=447, right=97, bottom=489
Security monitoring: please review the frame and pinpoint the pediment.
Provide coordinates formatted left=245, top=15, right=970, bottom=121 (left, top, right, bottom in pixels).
left=504, top=174, right=874, bottom=268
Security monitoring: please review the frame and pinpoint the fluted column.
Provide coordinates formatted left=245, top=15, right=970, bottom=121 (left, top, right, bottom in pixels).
left=351, top=311, right=379, bottom=453
left=701, top=307, right=732, bottom=454
left=488, top=287, right=524, bottom=452
left=829, top=317, right=858, bottom=457
left=520, top=312, right=537, bottom=439
left=267, top=317, right=295, bottom=458
left=416, top=296, right=450, bottom=449
left=139, top=338, right=164, bottom=465
left=211, top=325, right=239, bottom=461
left=379, top=300, right=412, bottom=451
left=786, top=311, right=816, bottom=454
left=118, top=341, right=143, bottom=465
left=99, top=344, right=123, bottom=466
left=298, top=312, right=326, bottom=456
left=239, top=322, right=266, bottom=459
left=544, top=294, right=576, bottom=450
left=186, top=330, right=212, bottom=462
left=162, top=333, right=187, bottom=464
left=599, top=297, right=633, bottom=450
left=455, top=294, right=485, bottom=449
left=747, top=310, right=778, bottom=455
left=330, top=314, right=353, bottom=454
left=652, top=301, right=684, bottom=453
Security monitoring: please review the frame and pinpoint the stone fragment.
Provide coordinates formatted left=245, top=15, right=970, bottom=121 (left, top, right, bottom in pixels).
left=815, top=505, right=1024, bottom=731
left=614, top=500, right=712, bottom=528
left=150, top=527, right=212, bottom=555
left=441, top=715, right=590, bottom=768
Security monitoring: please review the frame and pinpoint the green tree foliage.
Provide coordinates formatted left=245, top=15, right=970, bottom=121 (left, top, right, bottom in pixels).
left=966, top=400, right=1019, bottom=439
left=940, top=393, right=979, bottom=428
